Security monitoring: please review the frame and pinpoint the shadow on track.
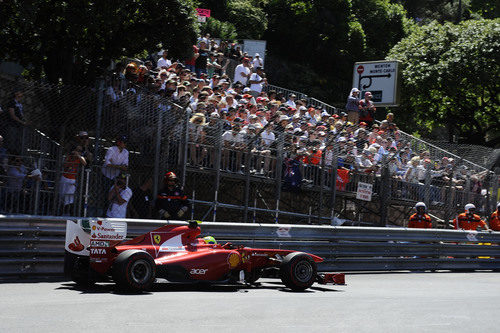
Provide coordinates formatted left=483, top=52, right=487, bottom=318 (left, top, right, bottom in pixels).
left=56, top=279, right=344, bottom=295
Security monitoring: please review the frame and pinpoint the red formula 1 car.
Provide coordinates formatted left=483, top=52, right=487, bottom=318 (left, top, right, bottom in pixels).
left=64, top=220, right=345, bottom=292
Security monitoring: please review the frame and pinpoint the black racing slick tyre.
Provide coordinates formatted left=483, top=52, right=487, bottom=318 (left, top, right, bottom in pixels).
left=112, top=250, right=156, bottom=292
left=64, top=251, right=95, bottom=287
left=280, top=252, right=317, bottom=291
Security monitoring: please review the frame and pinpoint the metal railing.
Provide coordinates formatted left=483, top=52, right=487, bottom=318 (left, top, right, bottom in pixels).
left=1, top=72, right=497, bottom=227
left=0, top=215, right=499, bottom=277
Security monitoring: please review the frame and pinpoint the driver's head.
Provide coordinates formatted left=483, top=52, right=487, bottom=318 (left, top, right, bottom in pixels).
left=203, top=236, right=217, bottom=245
left=497, top=202, right=500, bottom=213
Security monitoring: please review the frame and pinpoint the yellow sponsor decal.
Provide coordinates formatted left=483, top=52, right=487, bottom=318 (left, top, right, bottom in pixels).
left=227, top=253, right=241, bottom=268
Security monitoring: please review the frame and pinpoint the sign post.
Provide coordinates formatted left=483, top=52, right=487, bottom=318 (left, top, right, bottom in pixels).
left=356, top=182, right=373, bottom=202
left=195, top=8, right=211, bottom=23
left=352, top=60, right=401, bottom=106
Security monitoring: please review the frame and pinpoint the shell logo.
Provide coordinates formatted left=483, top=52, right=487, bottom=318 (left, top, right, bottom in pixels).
left=227, top=253, right=241, bottom=269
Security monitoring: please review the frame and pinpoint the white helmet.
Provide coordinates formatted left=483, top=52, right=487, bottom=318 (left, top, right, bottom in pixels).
left=415, top=202, right=426, bottom=212
left=497, top=202, right=500, bottom=210
left=465, top=203, right=476, bottom=214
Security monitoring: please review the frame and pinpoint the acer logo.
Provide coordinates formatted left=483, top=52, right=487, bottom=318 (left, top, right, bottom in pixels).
left=90, top=248, right=106, bottom=255
left=190, top=268, right=207, bottom=275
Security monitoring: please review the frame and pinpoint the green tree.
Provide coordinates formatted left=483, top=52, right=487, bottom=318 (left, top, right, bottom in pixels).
left=201, top=17, right=238, bottom=40
left=227, top=0, right=268, bottom=39
left=395, top=0, right=499, bottom=24
left=352, top=0, right=414, bottom=59
left=387, top=19, right=500, bottom=146
left=0, top=0, right=199, bottom=85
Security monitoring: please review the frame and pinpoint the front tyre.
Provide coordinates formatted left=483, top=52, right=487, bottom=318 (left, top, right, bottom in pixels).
left=112, top=250, right=156, bottom=292
left=280, top=252, right=317, bottom=291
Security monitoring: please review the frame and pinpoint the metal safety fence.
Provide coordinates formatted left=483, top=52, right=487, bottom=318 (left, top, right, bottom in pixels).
left=0, top=72, right=498, bottom=227
left=0, top=215, right=499, bottom=277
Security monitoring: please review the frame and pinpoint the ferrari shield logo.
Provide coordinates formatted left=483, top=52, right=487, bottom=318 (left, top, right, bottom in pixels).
left=154, top=234, right=161, bottom=244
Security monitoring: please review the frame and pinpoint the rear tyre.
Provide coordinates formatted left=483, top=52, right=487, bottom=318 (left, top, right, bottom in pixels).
left=64, top=252, right=95, bottom=287
left=112, top=250, right=156, bottom=292
left=280, top=252, right=317, bottom=291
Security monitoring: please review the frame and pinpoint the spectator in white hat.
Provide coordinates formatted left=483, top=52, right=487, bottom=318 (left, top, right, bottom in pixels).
left=346, top=88, right=360, bottom=124
left=252, top=53, right=263, bottom=69
left=248, top=67, right=267, bottom=97
left=156, top=50, right=172, bottom=70
left=286, top=94, right=297, bottom=109
left=234, top=57, right=251, bottom=86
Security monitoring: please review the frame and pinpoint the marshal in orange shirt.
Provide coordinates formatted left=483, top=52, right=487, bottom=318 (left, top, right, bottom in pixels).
left=408, top=213, right=432, bottom=228
left=453, top=213, right=487, bottom=231
left=489, top=211, right=500, bottom=231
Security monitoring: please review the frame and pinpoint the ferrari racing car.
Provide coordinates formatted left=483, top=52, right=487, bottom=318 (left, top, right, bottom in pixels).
left=64, top=220, right=345, bottom=292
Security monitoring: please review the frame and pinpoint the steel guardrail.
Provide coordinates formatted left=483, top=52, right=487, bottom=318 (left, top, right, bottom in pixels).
left=0, top=215, right=499, bottom=276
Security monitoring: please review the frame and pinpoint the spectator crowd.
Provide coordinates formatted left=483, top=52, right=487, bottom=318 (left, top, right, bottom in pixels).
left=0, top=34, right=496, bottom=225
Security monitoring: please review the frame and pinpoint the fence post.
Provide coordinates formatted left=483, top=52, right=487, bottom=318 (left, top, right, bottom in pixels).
left=330, top=157, right=338, bottom=223
left=93, top=79, right=105, bottom=164
left=213, top=121, right=223, bottom=222
left=32, top=156, right=42, bottom=215
left=52, top=144, right=64, bottom=215
left=424, top=167, right=431, bottom=208
left=83, top=168, right=91, bottom=217
left=76, top=165, right=85, bottom=216
left=491, top=173, right=499, bottom=213
left=274, top=132, right=284, bottom=223
left=152, top=106, right=163, bottom=201
left=443, top=180, right=454, bottom=228
left=318, top=152, right=327, bottom=224
left=379, top=156, right=390, bottom=226
left=243, top=148, right=251, bottom=223
left=181, top=112, right=189, bottom=189
left=484, top=172, right=491, bottom=218
left=464, top=177, right=471, bottom=206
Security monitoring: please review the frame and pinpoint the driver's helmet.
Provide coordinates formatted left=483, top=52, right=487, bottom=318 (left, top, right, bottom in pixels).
left=203, top=236, right=217, bottom=244
left=465, top=203, right=476, bottom=214
left=415, top=202, right=426, bottom=214
left=497, top=202, right=500, bottom=211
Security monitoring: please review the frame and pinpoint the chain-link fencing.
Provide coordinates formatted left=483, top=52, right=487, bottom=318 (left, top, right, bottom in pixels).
left=0, top=72, right=497, bottom=227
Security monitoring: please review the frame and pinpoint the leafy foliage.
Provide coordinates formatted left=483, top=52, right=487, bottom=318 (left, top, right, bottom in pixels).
left=387, top=19, right=500, bottom=146
left=0, top=0, right=199, bottom=84
left=396, top=0, right=499, bottom=24
left=352, top=0, right=414, bottom=59
left=201, top=17, right=238, bottom=40
left=227, top=0, right=268, bottom=39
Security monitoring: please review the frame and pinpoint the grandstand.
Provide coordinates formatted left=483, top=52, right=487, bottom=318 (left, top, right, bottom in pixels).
left=0, top=42, right=497, bottom=227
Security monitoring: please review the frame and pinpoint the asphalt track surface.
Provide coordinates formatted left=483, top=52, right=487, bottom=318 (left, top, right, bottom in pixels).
left=0, top=272, right=498, bottom=332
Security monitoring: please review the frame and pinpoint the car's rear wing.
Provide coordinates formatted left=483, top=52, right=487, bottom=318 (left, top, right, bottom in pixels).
left=65, top=219, right=127, bottom=257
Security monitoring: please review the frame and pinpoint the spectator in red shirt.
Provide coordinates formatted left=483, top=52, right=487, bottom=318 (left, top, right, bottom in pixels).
left=184, top=44, right=199, bottom=73
left=359, top=91, right=376, bottom=127
left=59, top=145, right=87, bottom=214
